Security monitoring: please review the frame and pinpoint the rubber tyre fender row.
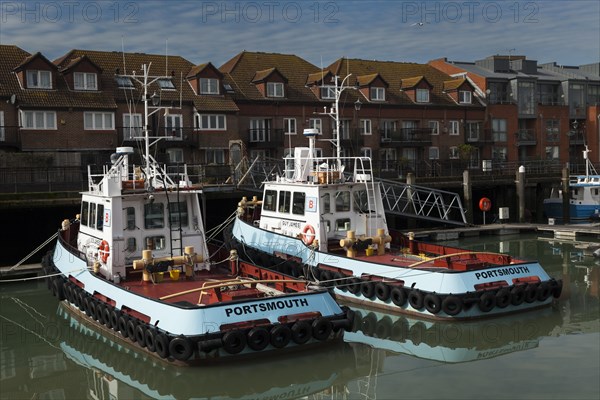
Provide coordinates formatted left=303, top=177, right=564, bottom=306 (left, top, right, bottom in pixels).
left=478, top=291, right=496, bottom=312
left=496, top=287, right=511, bottom=309
left=347, top=278, right=361, bottom=294
left=270, top=324, right=292, bottom=349
left=247, top=327, right=270, bottom=351
left=222, top=330, right=246, bottom=354
left=51, top=278, right=66, bottom=301
left=169, top=336, right=194, bottom=361
left=536, top=282, right=552, bottom=302
left=441, top=295, right=463, bottom=316
left=408, top=289, right=424, bottom=310
left=155, top=333, right=170, bottom=359
left=390, top=287, right=407, bottom=307
left=423, top=293, right=442, bottom=314
left=510, top=285, right=526, bottom=306
left=524, top=283, right=538, bottom=303
left=360, top=281, right=375, bottom=299
left=375, top=282, right=390, bottom=302
left=312, top=317, right=333, bottom=341
left=291, top=320, right=312, bottom=345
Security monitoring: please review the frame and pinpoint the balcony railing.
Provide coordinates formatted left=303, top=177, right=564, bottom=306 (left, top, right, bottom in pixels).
left=515, top=129, right=537, bottom=146
left=378, top=128, right=432, bottom=145
left=466, top=128, right=495, bottom=145
left=340, top=129, right=364, bottom=147
left=247, top=128, right=284, bottom=148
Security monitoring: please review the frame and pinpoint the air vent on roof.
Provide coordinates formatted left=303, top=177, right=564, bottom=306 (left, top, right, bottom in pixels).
left=224, top=83, right=235, bottom=93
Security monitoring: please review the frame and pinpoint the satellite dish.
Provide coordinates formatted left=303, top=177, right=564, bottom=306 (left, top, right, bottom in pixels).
left=9, top=94, right=16, bottom=105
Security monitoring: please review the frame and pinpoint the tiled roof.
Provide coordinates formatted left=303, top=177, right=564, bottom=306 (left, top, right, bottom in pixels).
left=306, top=70, right=332, bottom=85
left=59, top=55, right=103, bottom=73
left=219, top=51, right=319, bottom=102
left=328, top=58, right=466, bottom=106
left=0, top=45, right=30, bottom=99
left=186, top=62, right=223, bottom=79
left=357, top=73, right=387, bottom=87
left=400, top=76, right=425, bottom=89
left=443, top=78, right=467, bottom=91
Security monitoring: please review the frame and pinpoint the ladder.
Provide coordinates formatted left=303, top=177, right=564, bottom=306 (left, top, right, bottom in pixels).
left=354, top=157, right=380, bottom=237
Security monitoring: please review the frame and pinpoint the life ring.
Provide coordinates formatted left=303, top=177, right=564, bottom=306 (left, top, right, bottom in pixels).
left=441, top=295, right=463, bottom=316
left=99, top=240, right=110, bottom=263
left=291, top=321, right=312, bottom=345
left=496, top=287, right=512, bottom=308
left=424, top=293, right=442, bottom=314
left=301, top=225, right=316, bottom=246
left=169, top=336, right=194, bottom=360
left=247, top=327, right=270, bottom=351
left=479, top=197, right=492, bottom=212
left=391, top=287, right=407, bottom=307
left=375, top=282, right=391, bottom=301
left=222, top=330, right=247, bottom=354
left=408, top=289, right=425, bottom=310
left=269, top=325, right=292, bottom=349
left=312, top=317, right=333, bottom=341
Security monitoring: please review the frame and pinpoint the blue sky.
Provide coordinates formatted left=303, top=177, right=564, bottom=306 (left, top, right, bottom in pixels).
left=0, top=0, right=598, bottom=67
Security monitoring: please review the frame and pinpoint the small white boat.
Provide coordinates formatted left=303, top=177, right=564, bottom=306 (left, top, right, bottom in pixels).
left=226, top=75, right=562, bottom=320
left=543, top=146, right=600, bottom=224
left=39, top=63, right=352, bottom=365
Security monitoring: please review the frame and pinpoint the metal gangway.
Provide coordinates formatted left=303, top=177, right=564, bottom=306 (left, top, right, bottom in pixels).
left=235, top=157, right=468, bottom=226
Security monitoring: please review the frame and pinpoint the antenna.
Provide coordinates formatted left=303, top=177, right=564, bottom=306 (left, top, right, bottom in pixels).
left=165, top=39, right=168, bottom=76
left=121, top=36, right=127, bottom=75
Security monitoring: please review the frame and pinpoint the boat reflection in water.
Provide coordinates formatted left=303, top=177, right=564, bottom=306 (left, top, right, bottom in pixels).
left=55, top=303, right=369, bottom=400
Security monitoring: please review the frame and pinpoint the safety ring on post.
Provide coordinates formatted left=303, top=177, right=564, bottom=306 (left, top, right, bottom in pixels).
left=301, top=225, right=316, bottom=246
left=99, top=240, right=110, bottom=263
left=479, top=197, right=492, bottom=212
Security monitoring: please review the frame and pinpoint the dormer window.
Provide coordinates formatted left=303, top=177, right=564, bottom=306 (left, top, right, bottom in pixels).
left=26, top=70, right=52, bottom=89
left=416, top=88, right=429, bottom=103
left=200, top=78, right=219, bottom=94
left=321, top=86, right=335, bottom=99
left=74, top=72, right=97, bottom=90
left=370, top=87, right=385, bottom=101
left=116, top=76, right=134, bottom=88
left=158, top=79, right=175, bottom=90
left=459, top=90, right=472, bottom=104
left=267, top=82, right=284, bottom=97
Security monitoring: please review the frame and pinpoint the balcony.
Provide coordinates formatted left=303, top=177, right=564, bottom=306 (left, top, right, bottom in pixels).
left=467, top=128, right=495, bottom=145
left=378, top=128, right=432, bottom=146
left=0, top=126, right=21, bottom=150
left=118, top=126, right=198, bottom=147
left=340, top=129, right=364, bottom=147
left=247, top=128, right=284, bottom=148
left=515, top=129, right=536, bottom=146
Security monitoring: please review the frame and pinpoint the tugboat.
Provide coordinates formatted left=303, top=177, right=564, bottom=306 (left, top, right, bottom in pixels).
left=39, top=64, right=352, bottom=365
left=227, top=75, right=562, bottom=321
left=543, top=146, right=600, bottom=224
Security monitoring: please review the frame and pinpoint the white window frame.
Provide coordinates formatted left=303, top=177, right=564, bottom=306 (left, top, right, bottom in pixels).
left=360, top=119, right=372, bottom=135
left=206, top=149, right=226, bottom=164
left=26, top=70, right=52, bottom=89
left=165, top=114, right=183, bottom=139
left=459, top=90, right=472, bottom=104
left=449, top=120, right=460, bottom=135
left=0, top=111, right=4, bottom=141
left=370, top=87, right=385, bottom=101
left=21, top=110, right=57, bottom=130
left=166, top=148, right=184, bottom=163
left=123, top=113, right=142, bottom=139
left=449, top=146, right=459, bottom=159
left=84, top=112, right=114, bottom=130
left=200, top=78, right=219, bottom=94
left=360, top=147, right=372, bottom=159
left=250, top=119, right=267, bottom=142
left=429, top=147, right=439, bottom=160
left=158, top=79, right=175, bottom=90
left=429, top=120, right=439, bottom=135
left=116, top=76, right=134, bottom=88
left=416, top=88, right=429, bottom=103
left=267, top=82, right=284, bottom=98
left=197, top=114, right=226, bottom=130
left=74, top=72, right=97, bottom=90
left=309, top=118, right=322, bottom=135
left=284, top=118, right=296, bottom=135
left=320, top=86, right=335, bottom=99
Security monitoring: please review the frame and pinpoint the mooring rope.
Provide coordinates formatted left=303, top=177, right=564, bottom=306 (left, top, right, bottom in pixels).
left=7, top=231, right=58, bottom=272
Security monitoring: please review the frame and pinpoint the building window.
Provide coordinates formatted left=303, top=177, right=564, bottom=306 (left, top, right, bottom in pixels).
left=429, top=147, right=439, bottom=160
left=200, top=78, right=219, bottom=94
left=115, top=76, right=134, bottom=88
left=545, top=146, right=559, bottom=160
left=429, top=120, right=439, bottom=135
left=320, top=87, right=335, bottom=99
left=570, top=83, right=585, bottom=116
left=360, top=147, right=372, bottom=159
left=416, top=88, right=429, bottom=103
left=370, top=87, right=385, bottom=101
left=309, top=118, right=322, bottom=134
left=588, top=85, right=600, bottom=105
left=21, top=110, right=56, bottom=130
left=492, top=118, right=507, bottom=142
left=144, top=203, right=164, bottom=229
left=492, top=146, right=507, bottom=161
left=206, top=148, right=225, bottom=164
left=165, top=115, right=183, bottom=139
left=123, top=113, right=142, bottom=139
left=449, top=146, right=459, bottom=159
left=466, top=122, right=480, bottom=141
left=539, top=83, right=559, bottom=105
left=284, top=118, right=296, bottom=135
left=84, top=112, right=114, bottom=130
left=166, top=148, right=184, bottom=163
left=449, top=120, right=459, bottom=135
left=157, top=79, right=175, bottom=89
left=488, top=81, right=509, bottom=104
left=0, top=111, right=5, bottom=141
left=380, top=148, right=397, bottom=171
left=250, top=119, right=268, bottom=142
left=26, top=70, right=52, bottom=89
left=545, top=119, right=559, bottom=142
left=517, top=81, right=536, bottom=115
left=73, top=72, right=97, bottom=90
left=267, top=82, right=284, bottom=97
left=197, top=114, right=226, bottom=130
left=459, top=90, right=472, bottom=104
left=360, top=119, right=372, bottom=135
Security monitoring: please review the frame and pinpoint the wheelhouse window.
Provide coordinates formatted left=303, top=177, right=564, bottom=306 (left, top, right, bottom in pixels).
left=416, top=88, right=429, bottom=103
left=200, top=78, right=219, bottom=94
left=263, top=190, right=277, bottom=212
left=74, top=72, right=97, bottom=90
left=335, top=191, right=351, bottom=212
left=26, top=70, right=52, bottom=89
left=125, top=207, right=136, bottom=230
left=370, top=87, right=385, bottom=101
left=96, top=204, right=104, bottom=231
left=292, top=192, right=305, bottom=215
left=335, top=218, right=351, bottom=231
left=145, top=236, right=166, bottom=250
left=81, top=201, right=89, bottom=226
left=169, top=201, right=188, bottom=228
left=278, top=191, right=291, bottom=213
left=84, top=112, right=114, bottom=130
left=321, top=193, right=330, bottom=213
left=197, top=114, right=226, bottom=130
left=267, top=82, right=284, bottom=98
left=144, top=203, right=164, bottom=229
left=21, top=110, right=56, bottom=130
left=353, top=190, right=369, bottom=213
left=90, top=203, right=97, bottom=229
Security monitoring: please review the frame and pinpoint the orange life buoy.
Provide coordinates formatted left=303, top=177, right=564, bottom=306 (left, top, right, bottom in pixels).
left=99, top=240, right=110, bottom=263
left=479, top=197, right=492, bottom=212
left=301, top=225, right=316, bottom=246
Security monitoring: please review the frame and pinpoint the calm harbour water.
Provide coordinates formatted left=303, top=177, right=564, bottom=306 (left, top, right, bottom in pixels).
left=1, top=234, right=599, bottom=400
